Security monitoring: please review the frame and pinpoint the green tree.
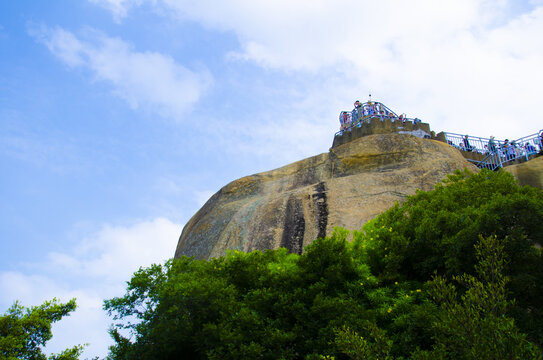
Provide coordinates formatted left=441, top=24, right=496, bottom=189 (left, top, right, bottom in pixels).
left=0, top=298, right=84, bottom=360
left=418, top=235, right=542, bottom=359
left=333, top=323, right=393, bottom=360
left=359, top=169, right=543, bottom=343
left=332, top=236, right=542, bottom=360
left=104, top=233, right=376, bottom=360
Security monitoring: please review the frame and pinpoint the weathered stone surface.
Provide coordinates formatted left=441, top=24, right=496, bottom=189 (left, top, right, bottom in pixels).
left=505, top=156, right=543, bottom=189
left=175, top=134, right=477, bottom=260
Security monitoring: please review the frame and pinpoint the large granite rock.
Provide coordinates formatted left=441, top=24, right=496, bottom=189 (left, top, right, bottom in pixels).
left=175, top=134, right=477, bottom=260
left=504, top=155, right=543, bottom=189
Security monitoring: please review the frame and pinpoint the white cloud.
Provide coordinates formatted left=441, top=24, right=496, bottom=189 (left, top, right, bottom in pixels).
left=29, top=25, right=212, bottom=120
left=89, top=0, right=543, bottom=139
left=0, top=272, right=64, bottom=303
left=0, top=218, right=181, bottom=359
left=48, top=218, right=180, bottom=282
left=90, top=0, right=486, bottom=70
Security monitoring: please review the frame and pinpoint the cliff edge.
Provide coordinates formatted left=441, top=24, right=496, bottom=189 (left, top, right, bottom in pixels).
left=175, top=133, right=477, bottom=260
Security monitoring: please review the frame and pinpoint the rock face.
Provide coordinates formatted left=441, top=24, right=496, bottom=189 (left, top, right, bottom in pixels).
left=175, top=133, right=477, bottom=260
left=504, top=156, right=543, bottom=189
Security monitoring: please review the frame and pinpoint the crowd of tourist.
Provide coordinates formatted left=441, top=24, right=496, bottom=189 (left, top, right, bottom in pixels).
left=452, top=133, right=543, bottom=162
left=339, top=100, right=417, bottom=131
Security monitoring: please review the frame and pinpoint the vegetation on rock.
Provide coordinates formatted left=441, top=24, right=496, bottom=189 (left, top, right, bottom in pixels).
left=104, top=169, right=543, bottom=359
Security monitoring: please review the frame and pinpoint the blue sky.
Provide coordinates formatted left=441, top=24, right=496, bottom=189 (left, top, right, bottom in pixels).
left=1, top=0, right=543, bottom=358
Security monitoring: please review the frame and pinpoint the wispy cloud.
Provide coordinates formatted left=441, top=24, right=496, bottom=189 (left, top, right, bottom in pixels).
left=28, top=24, right=212, bottom=120
left=0, top=217, right=181, bottom=359
left=88, top=0, right=146, bottom=22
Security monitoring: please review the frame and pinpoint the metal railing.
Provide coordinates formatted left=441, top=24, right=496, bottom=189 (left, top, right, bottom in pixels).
left=335, top=115, right=422, bottom=137
left=443, top=131, right=543, bottom=169
left=336, top=101, right=422, bottom=137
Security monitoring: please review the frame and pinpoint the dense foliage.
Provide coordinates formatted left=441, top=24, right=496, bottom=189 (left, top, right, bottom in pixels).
left=105, top=169, right=543, bottom=359
left=0, top=298, right=84, bottom=360
left=363, top=168, right=543, bottom=342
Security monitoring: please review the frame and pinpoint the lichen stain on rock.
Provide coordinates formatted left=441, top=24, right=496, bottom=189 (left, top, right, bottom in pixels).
left=194, top=222, right=212, bottom=235
left=223, top=175, right=261, bottom=197
left=339, top=152, right=412, bottom=171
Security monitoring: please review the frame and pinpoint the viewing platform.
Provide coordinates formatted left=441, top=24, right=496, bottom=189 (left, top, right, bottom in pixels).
left=436, top=131, right=543, bottom=170
left=332, top=100, right=433, bottom=148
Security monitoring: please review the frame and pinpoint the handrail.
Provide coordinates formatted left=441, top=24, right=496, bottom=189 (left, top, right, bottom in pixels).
left=334, top=114, right=422, bottom=137
left=467, top=153, right=503, bottom=171
left=444, top=131, right=542, bottom=169
left=336, top=100, right=423, bottom=136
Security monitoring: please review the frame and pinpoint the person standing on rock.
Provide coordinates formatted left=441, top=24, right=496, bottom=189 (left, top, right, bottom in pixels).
left=463, top=135, right=473, bottom=152
left=339, top=111, right=352, bottom=131
left=525, top=142, right=537, bottom=155
left=352, top=100, right=361, bottom=125
left=508, top=141, right=519, bottom=160
left=488, top=136, right=497, bottom=154
left=502, top=139, right=510, bottom=160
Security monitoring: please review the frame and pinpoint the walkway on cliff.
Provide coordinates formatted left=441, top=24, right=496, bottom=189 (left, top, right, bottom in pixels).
left=442, top=131, right=543, bottom=170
